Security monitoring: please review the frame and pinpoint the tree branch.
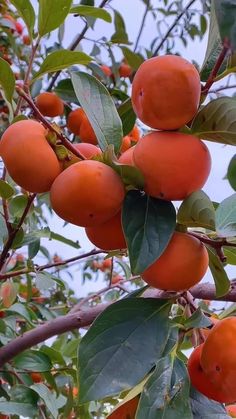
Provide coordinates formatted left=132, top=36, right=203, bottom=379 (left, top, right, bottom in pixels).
left=134, top=0, right=150, bottom=52
left=1, top=281, right=236, bottom=366
left=152, top=0, right=197, bottom=56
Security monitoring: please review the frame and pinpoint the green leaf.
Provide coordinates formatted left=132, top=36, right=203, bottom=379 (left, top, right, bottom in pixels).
left=71, top=71, right=123, bottom=154
left=10, top=385, right=39, bottom=405
left=182, top=308, right=212, bottom=329
left=31, top=383, right=60, bottom=419
left=215, top=193, right=236, bottom=236
left=40, top=345, right=66, bottom=366
left=96, top=145, right=144, bottom=189
left=136, top=357, right=192, bottom=419
left=177, top=190, right=215, bottom=231
left=79, top=298, right=171, bottom=403
left=70, top=5, right=112, bottom=22
left=9, top=194, right=28, bottom=218
left=200, top=2, right=226, bottom=81
left=22, top=227, right=80, bottom=249
left=121, top=47, right=144, bottom=70
left=0, top=402, right=37, bottom=417
left=227, top=154, right=236, bottom=191
left=54, top=78, right=79, bottom=103
left=13, top=350, right=52, bottom=372
left=9, top=302, right=35, bottom=325
left=111, top=10, right=130, bottom=44
left=35, top=272, right=56, bottom=290
left=0, top=57, right=15, bottom=104
left=122, top=190, right=176, bottom=274
left=224, top=246, right=236, bottom=265
left=118, top=98, right=136, bottom=136
left=191, top=97, right=236, bottom=145
left=206, top=245, right=230, bottom=298
left=33, top=50, right=91, bottom=80
left=10, top=0, right=35, bottom=40
left=28, top=239, right=40, bottom=259
left=50, top=231, right=81, bottom=249
left=0, top=180, right=14, bottom=199
left=190, top=387, right=228, bottom=418
left=0, top=281, right=18, bottom=308
left=38, top=0, right=73, bottom=37
left=214, top=0, right=236, bottom=51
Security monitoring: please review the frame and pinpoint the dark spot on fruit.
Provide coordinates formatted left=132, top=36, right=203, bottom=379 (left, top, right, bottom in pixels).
left=215, top=365, right=221, bottom=372
left=159, top=192, right=164, bottom=198
left=89, top=213, right=94, bottom=218
left=139, top=89, right=143, bottom=97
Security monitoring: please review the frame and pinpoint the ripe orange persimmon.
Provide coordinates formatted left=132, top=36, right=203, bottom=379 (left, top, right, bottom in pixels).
left=23, top=34, right=30, bottom=45
left=120, top=136, right=132, bottom=153
left=119, top=63, right=132, bottom=78
left=129, top=125, right=140, bottom=142
left=100, top=258, right=112, bottom=271
left=133, top=131, right=211, bottom=201
left=79, top=118, right=97, bottom=145
left=201, top=317, right=236, bottom=398
left=67, top=108, right=86, bottom=136
left=118, top=146, right=135, bottom=165
left=109, top=396, right=139, bottom=419
left=111, top=274, right=122, bottom=284
left=226, top=405, right=236, bottom=417
left=131, top=55, right=201, bottom=130
left=64, top=143, right=102, bottom=168
left=30, top=372, right=43, bottom=383
left=0, top=120, right=61, bottom=193
left=50, top=160, right=125, bottom=227
left=141, top=232, right=209, bottom=292
left=101, top=65, right=112, bottom=77
left=35, top=92, right=64, bottom=117
left=85, top=211, right=126, bottom=250
left=187, top=344, right=234, bottom=403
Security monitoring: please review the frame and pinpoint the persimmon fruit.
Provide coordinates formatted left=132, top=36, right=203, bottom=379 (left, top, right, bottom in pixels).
left=85, top=211, right=126, bottom=250
left=118, top=146, right=135, bottom=165
left=187, top=344, right=234, bottom=403
left=30, top=372, right=43, bottom=383
left=201, top=317, right=236, bottom=398
left=101, top=65, right=112, bottom=77
left=226, top=405, right=236, bottom=417
left=67, top=108, right=86, bottom=136
left=35, top=92, right=64, bottom=117
left=63, top=143, right=102, bottom=168
left=141, top=232, right=209, bottom=291
left=50, top=160, right=125, bottom=227
left=108, top=396, right=139, bottom=419
left=119, top=63, right=132, bottom=78
left=67, top=108, right=97, bottom=145
left=0, top=120, right=61, bottom=193
left=100, top=258, right=112, bottom=271
left=133, top=131, right=211, bottom=201
left=132, top=55, right=201, bottom=130
left=129, top=125, right=140, bottom=142
left=120, top=135, right=132, bottom=153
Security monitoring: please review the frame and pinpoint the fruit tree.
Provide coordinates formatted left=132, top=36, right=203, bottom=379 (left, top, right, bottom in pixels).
left=1, top=0, right=236, bottom=418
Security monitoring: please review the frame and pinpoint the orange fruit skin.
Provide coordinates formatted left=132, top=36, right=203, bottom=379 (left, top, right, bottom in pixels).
left=120, top=136, right=132, bottom=153
left=35, top=92, right=64, bottom=117
left=85, top=211, right=127, bottom=250
left=67, top=108, right=86, bottom=136
left=133, top=131, right=211, bottom=201
left=131, top=55, right=201, bottom=130
left=226, top=405, right=236, bottom=417
left=111, top=274, right=122, bottom=284
left=129, top=125, right=140, bottom=142
left=118, top=146, right=135, bottom=166
left=141, top=232, right=209, bottom=292
left=30, top=372, right=43, bottom=383
left=50, top=160, right=125, bottom=227
left=119, top=63, right=132, bottom=78
left=72, top=143, right=102, bottom=161
left=0, top=120, right=61, bottom=193
left=201, top=317, right=236, bottom=399
left=100, top=258, right=112, bottom=271
left=109, top=396, right=139, bottom=419
left=101, top=65, right=112, bottom=77
left=187, top=344, right=234, bottom=403
left=23, top=35, right=30, bottom=45
left=79, top=118, right=97, bottom=145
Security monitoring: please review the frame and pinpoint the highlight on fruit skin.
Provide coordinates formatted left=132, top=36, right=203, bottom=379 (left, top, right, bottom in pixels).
left=200, top=317, right=236, bottom=399
left=50, top=160, right=125, bottom=227
left=131, top=55, right=201, bottom=130
left=35, top=92, right=64, bottom=117
left=85, top=211, right=127, bottom=251
left=133, top=131, right=211, bottom=201
left=226, top=405, right=236, bottom=417
left=0, top=119, right=61, bottom=193
left=141, top=231, right=209, bottom=292
left=187, top=344, right=235, bottom=404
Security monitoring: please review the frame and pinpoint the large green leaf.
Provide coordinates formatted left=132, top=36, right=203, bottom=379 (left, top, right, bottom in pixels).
left=118, top=98, right=136, bottom=136
left=10, top=0, right=35, bottom=40
left=71, top=71, right=123, bottom=153
left=0, top=402, right=37, bottom=417
left=215, top=193, right=236, bottom=236
left=177, top=190, right=215, bottom=231
left=200, top=1, right=226, bottom=81
left=136, top=357, right=192, bottom=419
left=190, top=388, right=228, bottom=418
left=191, top=97, right=236, bottom=145
left=122, top=190, right=176, bottom=274
left=70, top=5, right=112, bottom=22
left=206, top=246, right=230, bottom=298
left=227, top=154, right=236, bottom=191
left=13, top=350, right=52, bottom=372
left=31, top=384, right=66, bottom=418
left=0, top=180, right=15, bottom=200
left=214, top=0, right=236, bottom=51
left=33, top=50, right=91, bottom=81
left=78, top=298, right=171, bottom=403
left=111, top=10, right=130, bottom=44
left=38, top=0, right=73, bottom=37
left=54, top=78, right=79, bottom=103
left=0, top=57, right=15, bottom=104
left=224, top=246, right=236, bottom=265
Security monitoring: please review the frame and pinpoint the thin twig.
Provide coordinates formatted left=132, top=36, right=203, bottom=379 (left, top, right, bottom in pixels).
left=152, top=0, right=197, bottom=56
left=134, top=0, right=150, bottom=52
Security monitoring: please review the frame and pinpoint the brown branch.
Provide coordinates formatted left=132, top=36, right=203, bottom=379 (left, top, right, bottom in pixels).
left=47, top=0, right=111, bottom=91
left=1, top=167, right=12, bottom=234
left=16, top=87, right=86, bottom=160
left=0, top=193, right=36, bottom=271
left=1, top=281, right=236, bottom=366
left=152, top=0, right=197, bottom=56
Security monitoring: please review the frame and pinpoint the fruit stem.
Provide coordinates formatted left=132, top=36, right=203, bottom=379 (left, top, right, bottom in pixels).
left=188, top=231, right=233, bottom=262
left=16, top=87, right=86, bottom=160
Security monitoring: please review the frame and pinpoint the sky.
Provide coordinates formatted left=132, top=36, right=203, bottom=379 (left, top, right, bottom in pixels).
left=27, top=0, right=236, bottom=298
